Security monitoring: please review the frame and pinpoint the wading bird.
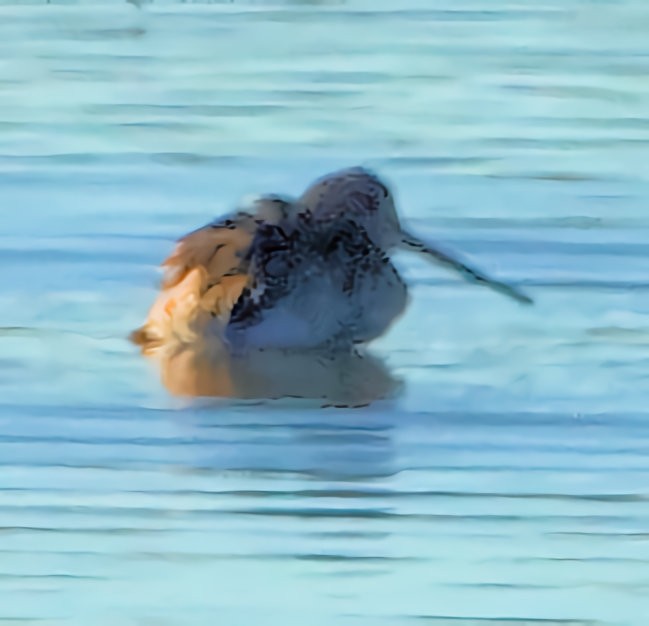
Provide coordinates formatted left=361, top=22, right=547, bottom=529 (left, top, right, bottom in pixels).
left=131, top=166, right=532, bottom=357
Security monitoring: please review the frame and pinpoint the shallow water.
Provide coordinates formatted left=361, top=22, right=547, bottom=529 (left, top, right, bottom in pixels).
left=2, top=1, right=649, bottom=624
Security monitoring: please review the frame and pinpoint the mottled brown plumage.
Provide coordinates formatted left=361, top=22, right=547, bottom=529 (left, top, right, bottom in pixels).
left=131, top=166, right=531, bottom=356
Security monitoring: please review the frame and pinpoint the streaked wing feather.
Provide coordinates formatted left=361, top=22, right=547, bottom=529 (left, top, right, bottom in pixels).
left=131, top=215, right=256, bottom=352
left=161, top=214, right=256, bottom=289
left=132, top=196, right=300, bottom=352
left=225, top=213, right=396, bottom=351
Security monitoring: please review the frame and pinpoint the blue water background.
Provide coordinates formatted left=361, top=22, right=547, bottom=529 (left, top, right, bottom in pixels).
left=1, top=1, right=649, bottom=624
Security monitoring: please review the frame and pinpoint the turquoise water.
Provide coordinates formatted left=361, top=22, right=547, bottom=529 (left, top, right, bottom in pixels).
left=2, top=1, right=649, bottom=624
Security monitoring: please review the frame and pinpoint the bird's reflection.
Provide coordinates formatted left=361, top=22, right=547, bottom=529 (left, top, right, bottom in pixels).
left=146, top=339, right=401, bottom=407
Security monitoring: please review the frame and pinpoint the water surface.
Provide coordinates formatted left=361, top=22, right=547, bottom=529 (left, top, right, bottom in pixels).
left=1, top=1, right=649, bottom=624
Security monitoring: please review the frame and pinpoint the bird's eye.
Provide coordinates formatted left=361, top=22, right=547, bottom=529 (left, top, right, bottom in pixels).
left=348, top=191, right=378, bottom=213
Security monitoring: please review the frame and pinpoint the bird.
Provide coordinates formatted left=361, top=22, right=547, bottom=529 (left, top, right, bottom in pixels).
left=130, top=166, right=532, bottom=356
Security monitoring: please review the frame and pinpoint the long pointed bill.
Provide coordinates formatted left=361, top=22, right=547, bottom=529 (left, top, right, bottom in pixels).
left=399, top=230, right=533, bottom=305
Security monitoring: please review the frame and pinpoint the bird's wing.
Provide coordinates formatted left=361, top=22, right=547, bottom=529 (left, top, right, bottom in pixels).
left=131, top=214, right=256, bottom=353
left=160, top=194, right=299, bottom=289
left=160, top=213, right=257, bottom=289
left=224, top=213, right=385, bottom=352
left=131, top=195, right=300, bottom=353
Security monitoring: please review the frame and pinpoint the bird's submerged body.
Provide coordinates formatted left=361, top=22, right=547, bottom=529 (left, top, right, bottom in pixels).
left=132, top=166, right=530, bottom=358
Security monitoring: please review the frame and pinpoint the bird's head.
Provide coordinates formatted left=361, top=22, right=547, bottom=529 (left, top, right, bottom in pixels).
left=298, top=167, right=403, bottom=250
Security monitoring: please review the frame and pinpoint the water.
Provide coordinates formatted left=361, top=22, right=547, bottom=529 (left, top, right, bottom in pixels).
left=2, top=0, right=649, bottom=624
